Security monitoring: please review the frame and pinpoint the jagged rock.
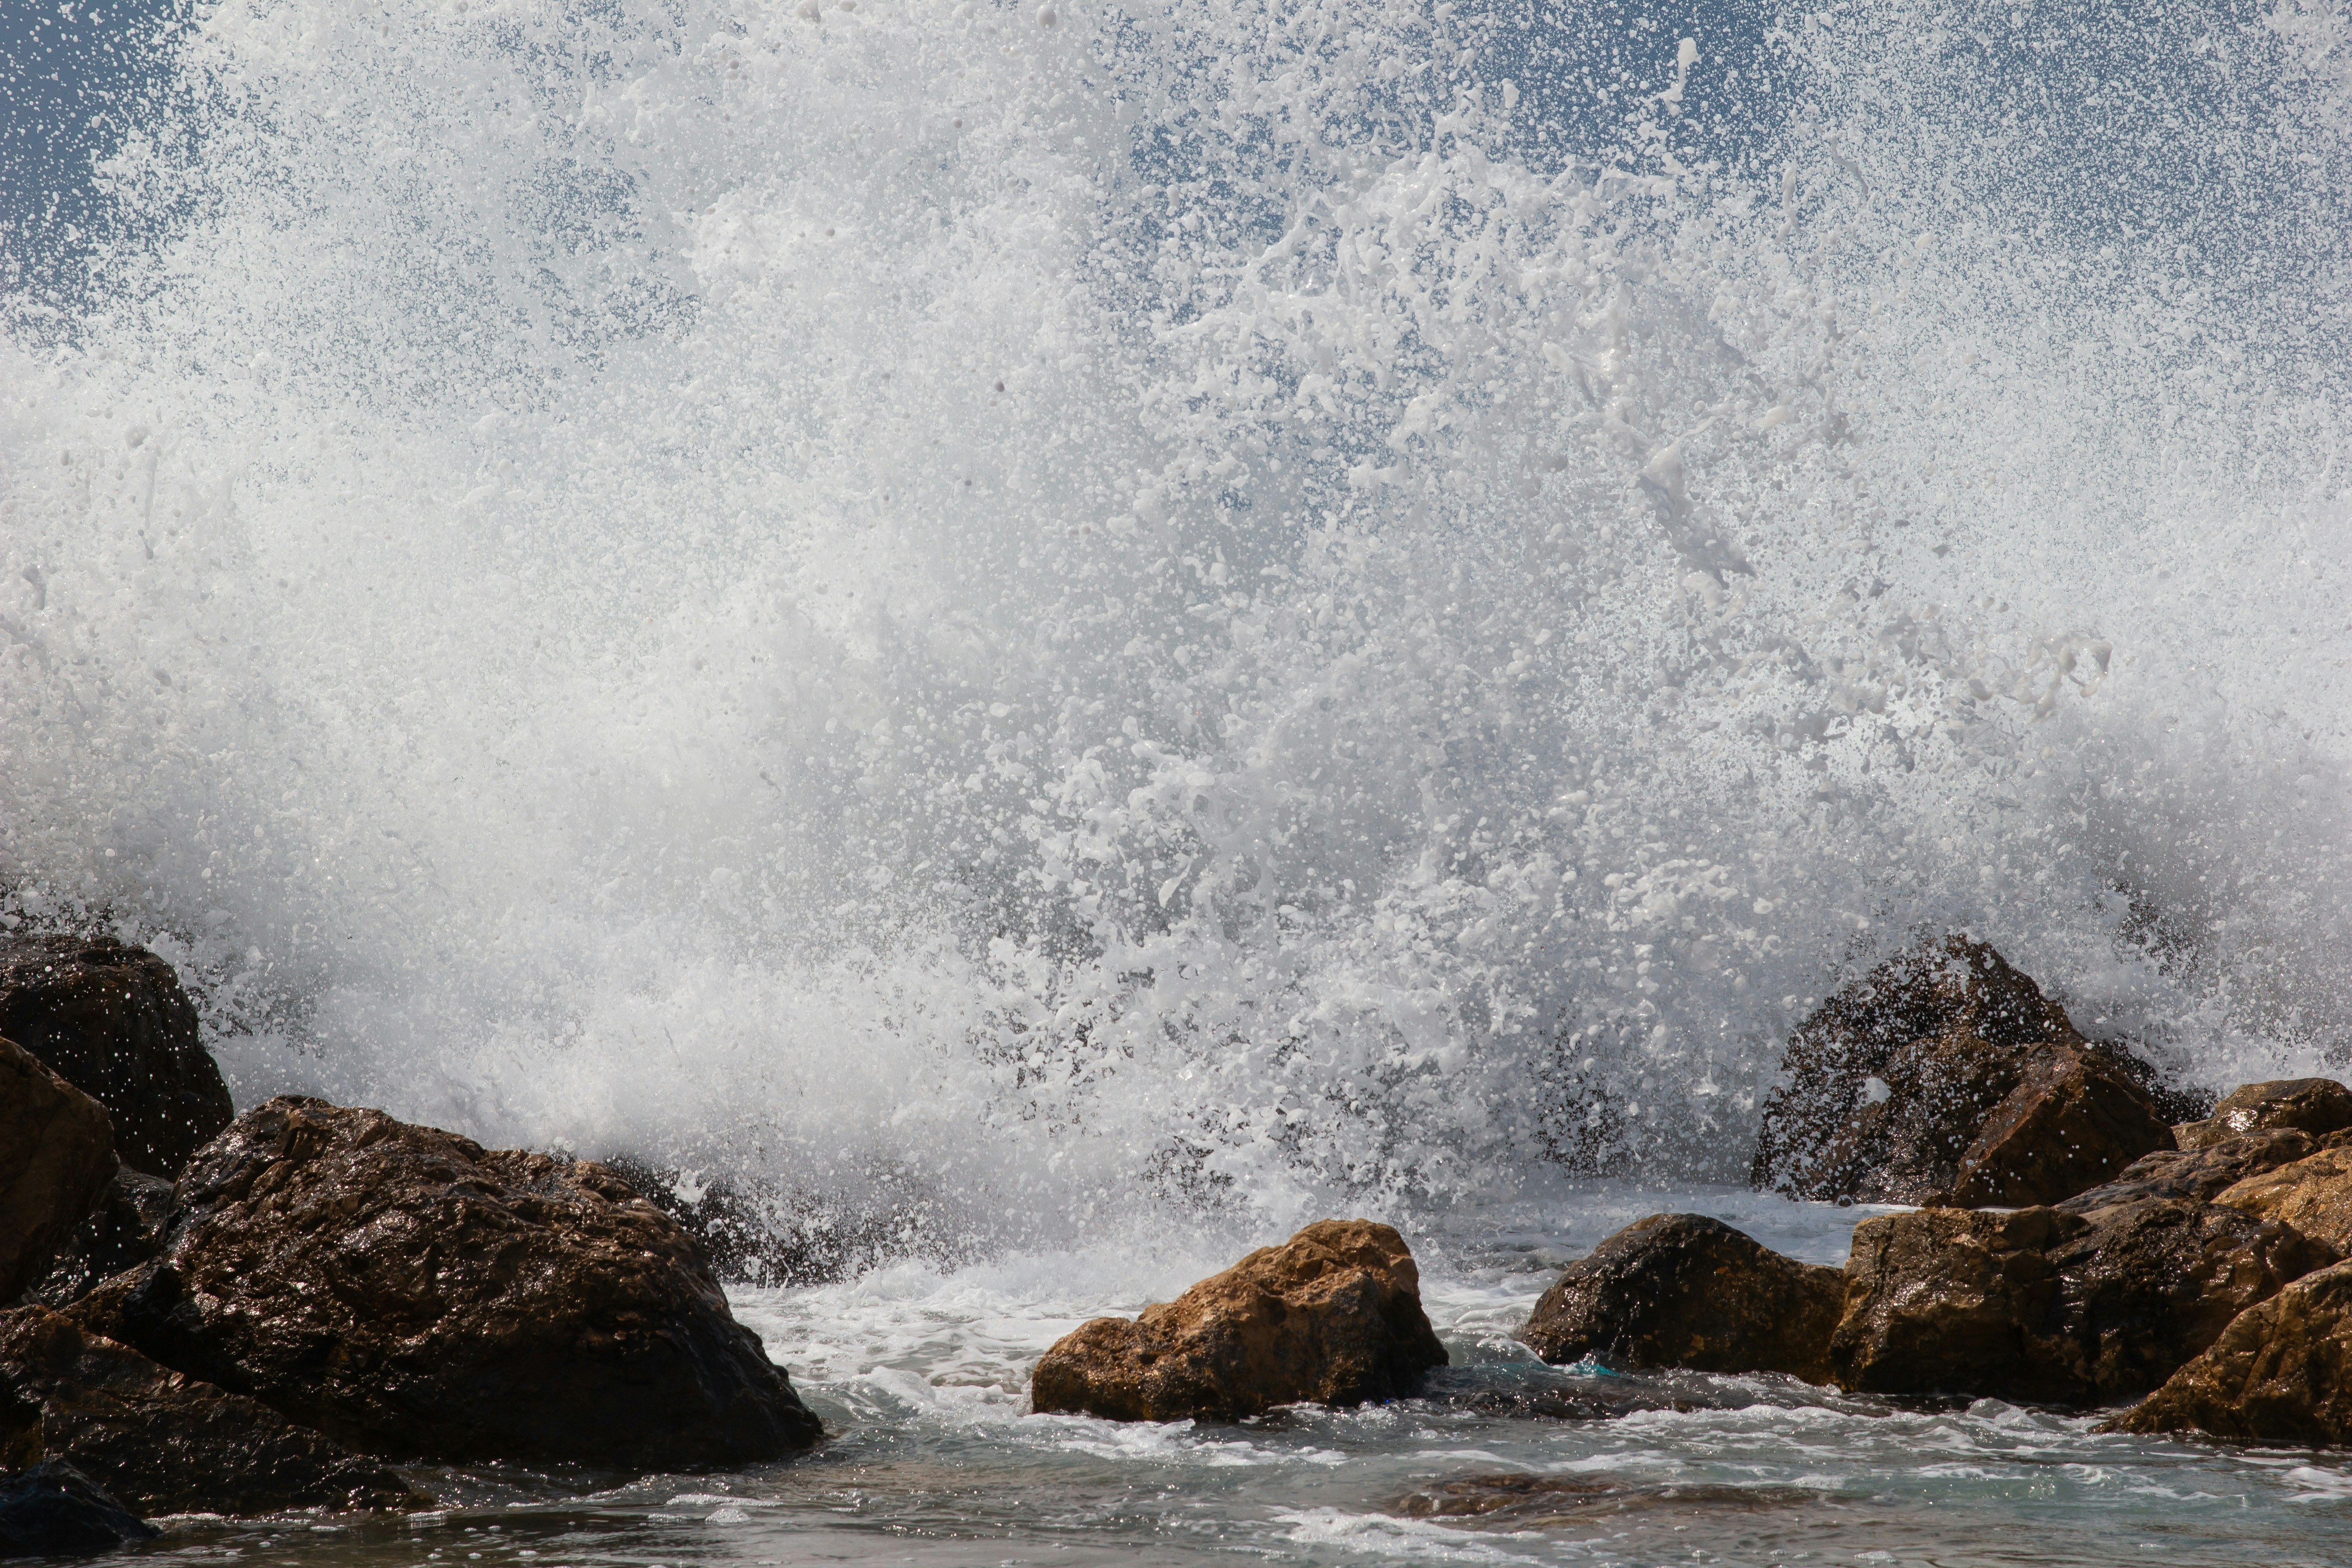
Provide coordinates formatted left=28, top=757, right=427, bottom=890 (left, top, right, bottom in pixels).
left=0, top=936, right=233, bottom=1178
left=2176, top=1079, right=2352, bottom=1152
left=1750, top=937, right=2172, bottom=1207
left=0, top=1462, right=155, bottom=1559
left=0, top=1038, right=118, bottom=1304
left=0, top=1306, right=422, bottom=1514
left=1030, top=1220, right=1447, bottom=1421
left=18, top=1170, right=176, bottom=1310
left=2102, top=1259, right=2352, bottom=1445
left=1830, top=1198, right=2334, bottom=1403
left=2216, top=1144, right=2352, bottom=1254
left=2060, top=1130, right=2321, bottom=1210
left=599, top=1157, right=897, bottom=1286
left=1519, top=1215, right=1843, bottom=1383
left=69, top=1097, right=823, bottom=1469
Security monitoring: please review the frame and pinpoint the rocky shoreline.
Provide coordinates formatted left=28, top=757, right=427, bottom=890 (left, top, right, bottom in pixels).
left=4, top=927, right=2351, bottom=1551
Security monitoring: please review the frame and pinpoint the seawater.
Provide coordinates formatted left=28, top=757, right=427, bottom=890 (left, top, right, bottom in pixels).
left=5, top=0, right=2352, bottom=1561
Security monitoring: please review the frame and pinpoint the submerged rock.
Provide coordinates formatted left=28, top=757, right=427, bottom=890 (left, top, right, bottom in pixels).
left=18, top=1170, right=176, bottom=1310
left=0, top=935, right=233, bottom=1178
left=1830, top=1199, right=2333, bottom=1404
left=0, top=1306, right=422, bottom=1514
left=0, top=1037, right=118, bottom=1304
left=1520, top=1215, right=1843, bottom=1383
left=71, top=1097, right=823, bottom=1469
left=1030, top=1219, right=1447, bottom=1421
left=2102, top=1259, right=2352, bottom=1446
left=2176, top=1079, right=2352, bottom=1152
left=0, top=1462, right=155, bottom=1560
left=2216, top=1144, right=2352, bottom=1254
left=1750, top=938, right=2171, bottom=1207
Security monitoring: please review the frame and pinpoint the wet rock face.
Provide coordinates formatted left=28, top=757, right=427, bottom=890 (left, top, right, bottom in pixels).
left=2176, top=1079, right=2352, bottom=1151
left=1030, top=1220, right=1447, bottom=1421
left=0, top=1461, right=156, bottom=1559
left=17, top=1171, right=176, bottom=1311
left=0, top=1306, right=422, bottom=1514
left=70, top=1097, right=823, bottom=1469
left=1830, top=1200, right=2334, bottom=1404
left=0, top=1037, right=118, bottom=1305
left=2103, top=1259, right=2352, bottom=1445
left=1750, top=938, right=2172, bottom=1207
left=2216, top=1144, right=2352, bottom=1254
left=1520, top=1215, right=1844, bottom=1384
left=0, top=936, right=233, bottom=1179
left=2063, top=1131, right=2321, bottom=1210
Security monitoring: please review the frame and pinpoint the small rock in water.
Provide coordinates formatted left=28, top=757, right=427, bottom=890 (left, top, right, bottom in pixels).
left=2176, top=1078, right=2352, bottom=1151
left=0, top=935, right=234, bottom=1178
left=70, top=1097, right=824, bottom=1468
left=0, top=1036, right=118, bottom=1303
left=1394, top=1473, right=1825, bottom=1524
left=1029, top=1219, right=1447, bottom=1421
left=1750, top=936, right=2174, bottom=1207
left=1831, top=1198, right=2334, bottom=1403
left=0, top=1462, right=156, bottom=1560
left=1519, top=1214, right=1844, bottom=1383
left=0, top=1306, right=424, bottom=1514
left=2103, top=1258, right=2352, bottom=1445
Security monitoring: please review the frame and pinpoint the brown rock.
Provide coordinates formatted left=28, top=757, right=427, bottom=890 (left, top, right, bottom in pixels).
left=0, top=1306, right=422, bottom=1514
left=1030, top=1220, right=1446, bottom=1421
left=2216, top=1145, right=2352, bottom=1254
left=1751, top=937, right=2171, bottom=1206
left=69, top=1097, right=822, bottom=1469
left=1830, top=1199, right=2333, bottom=1403
left=2102, top=1259, right=2352, bottom=1444
left=17, top=1170, right=176, bottom=1311
left=2176, top=1079, right=2352, bottom=1151
left=0, top=936, right=234, bottom=1178
left=0, top=1037, right=118, bottom=1304
left=2059, top=1130, right=2320, bottom=1211
left=1519, top=1215, right=1843, bottom=1383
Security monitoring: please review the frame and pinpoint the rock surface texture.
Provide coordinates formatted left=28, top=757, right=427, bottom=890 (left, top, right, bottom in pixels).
left=0, top=1462, right=156, bottom=1559
left=1520, top=1215, right=1843, bottom=1383
left=2104, top=1259, right=2352, bottom=1445
left=0, top=935, right=233, bottom=1178
left=70, top=1097, right=823, bottom=1468
left=18, top=1170, right=176, bottom=1311
left=0, top=1037, right=118, bottom=1304
left=2216, top=1143, right=2352, bottom=1254
left=1030, top=1220, right=1447, bottom=1421
left=2176, top=1078, right=2352, bottom=1152
left=0, top=1306, right=421, bottom=1514
left=1830, top=1200, right=2334, bottom=1403
left=1750, top=938, right=2172, bottom=1207
left=2064, top=1131, right=2323, bottom=1210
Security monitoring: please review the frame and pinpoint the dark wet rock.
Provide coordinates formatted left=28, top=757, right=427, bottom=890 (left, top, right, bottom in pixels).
left=0, top=1306, right=423, bottom=1514
left=0, top=1462, right=155, bottom=1559
left=18, top=1170, right=176, bottom=1310
left=69, top=1097, right=823, bottom=1469
left=1750, top=938, right=2170, bottom=1207
left=2103, top=1259, right=2352, bottom=1445
left=1830, top=1198, right=2335, bottom=1404
left=0, top=1037, right=118, bottom=1305
left=1395, top=1473, right=1825, bottom=1524
left=2176, top=1079, right=2352, bottom=1152
left=1030, top=1220, right=1447, bottom=1421
left=2086, top=1042, right=2215, bottom=1128
left=0, top=935, right=233, bottom=1178
left=2216, top=1144, right=2352, bottom=1254
left=599, top=1156, right=901, bottom=1286
left=1520, top=1215, right=1843, bottom=1383
left=2059, top=1130, right=2322, bottom=1211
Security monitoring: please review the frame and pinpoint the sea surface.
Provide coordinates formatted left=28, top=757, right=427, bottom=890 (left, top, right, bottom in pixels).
left=5, top=0, right=2352, bottom=1561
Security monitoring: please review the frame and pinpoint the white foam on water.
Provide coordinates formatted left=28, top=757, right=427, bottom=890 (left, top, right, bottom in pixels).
left=3, top=0, right=2351, bottom=1260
